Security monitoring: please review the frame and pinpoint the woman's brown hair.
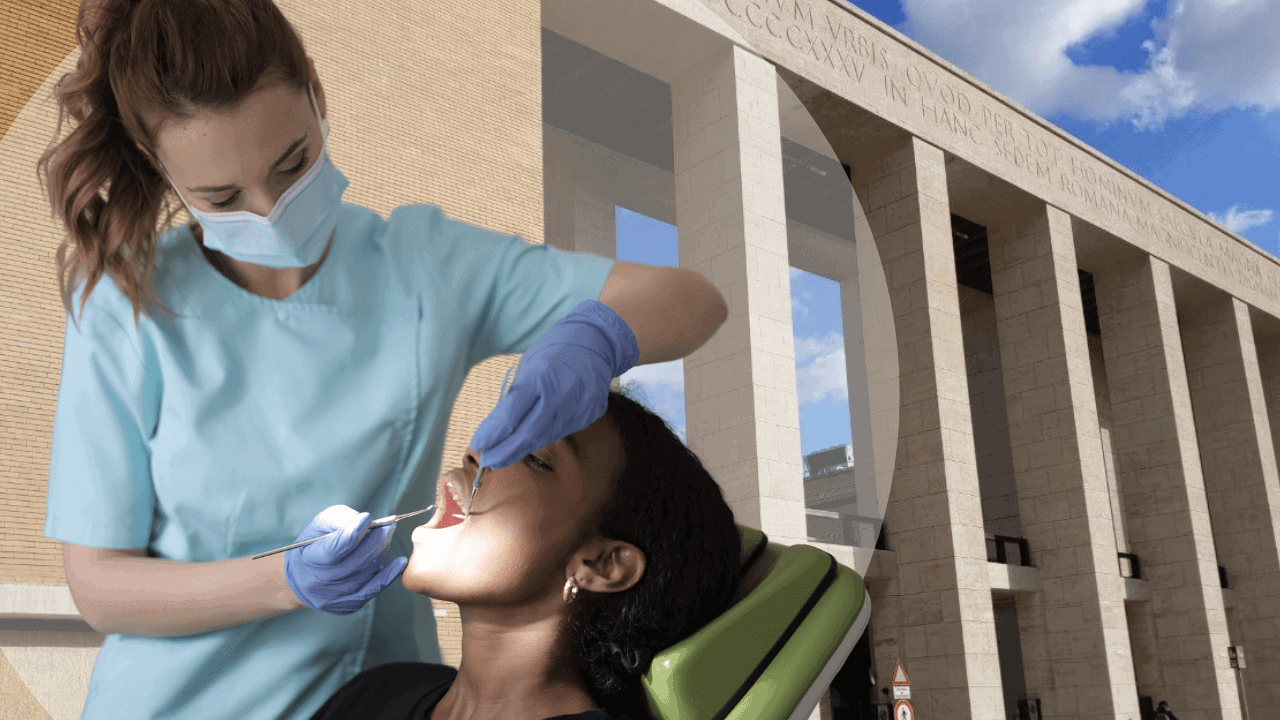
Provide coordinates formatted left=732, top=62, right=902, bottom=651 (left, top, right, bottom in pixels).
left=36, top=0, right=312, bottom=326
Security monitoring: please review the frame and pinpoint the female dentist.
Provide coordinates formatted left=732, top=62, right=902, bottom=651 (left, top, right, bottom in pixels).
left=37, top=1, right=727, bottom=719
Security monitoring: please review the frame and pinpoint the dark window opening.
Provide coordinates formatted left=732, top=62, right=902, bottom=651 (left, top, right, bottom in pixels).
left=987, top=535, right=1033, bottom=567
left=952, top=214, right=992, bottom=295
left=1078, top=269, right=1102, bottom=336
left=827, top=627, right=877, bottom=720
left=1118, top=552, right=1143, bottom=579
left=951, top=215, right=1102, bottom=336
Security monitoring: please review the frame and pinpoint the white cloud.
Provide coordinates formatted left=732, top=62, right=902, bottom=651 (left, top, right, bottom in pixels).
left=898, top=0, right=1280, bottom=130
left=1206, top=205, right=1275, bottom=234
left=794, top=332, right=849, bottom=404
left=795, top=331, right=840, bottom=363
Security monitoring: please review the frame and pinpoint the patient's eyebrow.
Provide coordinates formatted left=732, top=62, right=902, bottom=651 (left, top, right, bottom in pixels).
left=556, top=434, right=581, bottom=458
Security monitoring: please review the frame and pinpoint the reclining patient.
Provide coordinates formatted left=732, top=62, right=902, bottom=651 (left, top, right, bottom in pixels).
left=310, top=390, right=742, bottom=720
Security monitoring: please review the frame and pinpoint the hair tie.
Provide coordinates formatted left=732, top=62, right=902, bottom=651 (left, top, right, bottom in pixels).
left=605, top=642, right=653, bottom=676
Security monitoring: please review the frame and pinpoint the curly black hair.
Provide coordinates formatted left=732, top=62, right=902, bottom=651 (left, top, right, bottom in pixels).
left=565, top=390, right=742, bottom=719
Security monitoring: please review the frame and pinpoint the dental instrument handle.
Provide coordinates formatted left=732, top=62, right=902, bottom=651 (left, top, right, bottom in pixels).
left=466, top=362, right=519, bottom=517
left=465, top=466, right=487, bottom=518
left=250, top=505, right=435, bottom=560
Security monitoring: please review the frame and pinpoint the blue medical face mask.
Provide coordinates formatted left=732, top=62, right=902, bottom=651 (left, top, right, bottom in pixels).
left=159, top=84, right=349, bottom=269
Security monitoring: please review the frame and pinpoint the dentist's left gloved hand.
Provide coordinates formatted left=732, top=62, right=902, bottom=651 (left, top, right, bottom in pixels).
left=471, top=300, right=640, bottom=470
left=285, top=505, right=408, bottom=616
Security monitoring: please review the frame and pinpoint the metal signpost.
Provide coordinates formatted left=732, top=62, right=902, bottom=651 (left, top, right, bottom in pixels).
left=891, top=659, right=913, bottom=720
left=1229, top=646, right=1250, bottom=720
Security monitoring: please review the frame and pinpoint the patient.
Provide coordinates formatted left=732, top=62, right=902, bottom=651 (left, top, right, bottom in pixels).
left=310, top=390, right=742, bottom=720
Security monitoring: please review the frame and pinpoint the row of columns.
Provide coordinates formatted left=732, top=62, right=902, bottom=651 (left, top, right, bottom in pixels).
left=547, top=39, right=1280, bottom=720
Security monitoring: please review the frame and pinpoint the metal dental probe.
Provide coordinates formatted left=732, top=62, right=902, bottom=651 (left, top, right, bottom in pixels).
left=466, top=361, right=519, bottom=517
left=256, top=359, right=517, bottom=558
left=251, top=505, right=436, bottom=559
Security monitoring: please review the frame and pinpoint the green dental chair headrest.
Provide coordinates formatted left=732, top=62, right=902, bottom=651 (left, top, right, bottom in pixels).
left=637, top=525, right=871, bottom=720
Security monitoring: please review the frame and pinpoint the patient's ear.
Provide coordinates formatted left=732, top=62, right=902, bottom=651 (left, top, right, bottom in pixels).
left=572, top=540, right=645, bottom=595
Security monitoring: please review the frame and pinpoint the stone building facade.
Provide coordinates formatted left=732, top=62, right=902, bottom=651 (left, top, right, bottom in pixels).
left=2, top=0, right=1277, bottom=718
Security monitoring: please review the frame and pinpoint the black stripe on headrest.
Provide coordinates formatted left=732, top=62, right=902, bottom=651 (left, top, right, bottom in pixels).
left=711, top=552, right=839, bottom=720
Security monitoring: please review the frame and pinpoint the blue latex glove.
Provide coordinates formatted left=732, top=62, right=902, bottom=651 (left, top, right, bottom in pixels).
left=472, top=300, right=640, bottom=470
left=284, top=505, right=408, bottom=616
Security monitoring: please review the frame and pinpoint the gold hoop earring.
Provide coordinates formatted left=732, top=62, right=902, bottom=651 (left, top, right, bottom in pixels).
left=563, top=577, right=579, bottom=604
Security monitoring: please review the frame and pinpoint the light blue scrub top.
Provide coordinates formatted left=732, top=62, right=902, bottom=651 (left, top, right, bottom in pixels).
left=43, top=202, right=616, bottom=720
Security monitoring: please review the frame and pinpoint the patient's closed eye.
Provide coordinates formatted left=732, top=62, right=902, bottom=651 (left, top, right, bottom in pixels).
left=524, top=454, right=552, bottom=472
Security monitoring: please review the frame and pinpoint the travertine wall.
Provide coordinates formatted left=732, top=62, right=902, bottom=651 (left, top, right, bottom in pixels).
left=987, top=205, right=1137, bottom=719
left=672, top=43, right=810, bottom=545
left=958, top=284, right=1022, bottom=539
left=854, top=136, right=1002, bottom=720
left=1180, top=295, right=1280, bottom=719
left=992, top=595, right=1029, bottom=716
left=1088, top=334, right=1130, bottom=556
left=1093, top=257, right=1240, bottom=719
left=1258, top=332, right=1280, bottom=510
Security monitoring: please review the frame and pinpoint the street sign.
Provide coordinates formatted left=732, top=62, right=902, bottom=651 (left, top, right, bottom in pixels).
left=1229, top=646, right=1246, bottom=669
left=893, top=686, right=912, bottom=700
left=894, top=699, right=914, bottom=720
left=891, top=659, right=910, bottom=685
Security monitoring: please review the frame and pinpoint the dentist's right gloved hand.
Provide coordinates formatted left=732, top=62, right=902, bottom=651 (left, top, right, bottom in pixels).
left=284, top=505, right=408, bottom=616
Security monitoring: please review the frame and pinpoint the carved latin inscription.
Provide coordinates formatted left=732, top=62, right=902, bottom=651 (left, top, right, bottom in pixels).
left=705, top=0, right=1280, bottom=310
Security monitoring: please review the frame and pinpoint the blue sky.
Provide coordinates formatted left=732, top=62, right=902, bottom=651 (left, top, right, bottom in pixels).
left=853, top=0, right=1280, bottom=253
left=618, top=0, right=1280, bottom=459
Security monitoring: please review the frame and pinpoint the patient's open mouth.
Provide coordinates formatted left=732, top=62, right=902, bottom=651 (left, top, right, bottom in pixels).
left=426, top=470, right=468, bottom=530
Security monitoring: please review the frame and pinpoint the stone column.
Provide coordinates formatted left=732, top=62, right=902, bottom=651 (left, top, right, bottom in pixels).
left=1089, top=333, right=1131, bottom=557
left=671, top=45, right=807, bottom=545
left=841, top=279, right=883, bottom=549
left=1180, top=295, right=1280, bottom=719
left=542, top=127, right=618, bottom=258
left=851, top=137, right=1001, bottom=720
left=1258, top=332, right=1280, bottom=496
left=986, top=205, right=1138, bottom=719
left=1093, top=256, right=1240, bottom=720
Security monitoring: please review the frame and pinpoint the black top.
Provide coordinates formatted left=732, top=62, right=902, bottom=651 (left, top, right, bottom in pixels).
left=309, top=662, right=612, bottom=720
